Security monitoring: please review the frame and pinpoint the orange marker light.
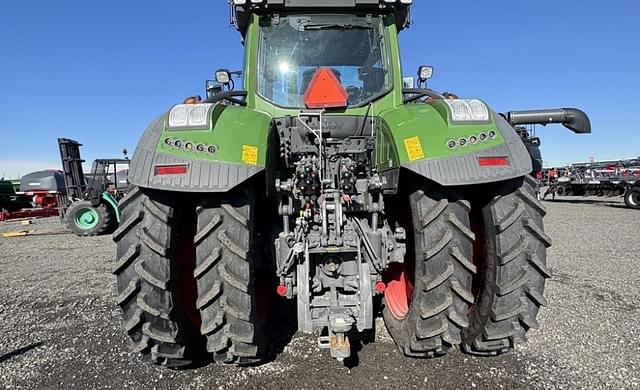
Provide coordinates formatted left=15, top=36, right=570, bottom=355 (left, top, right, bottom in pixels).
left=303, top=68, right=348, bottom=109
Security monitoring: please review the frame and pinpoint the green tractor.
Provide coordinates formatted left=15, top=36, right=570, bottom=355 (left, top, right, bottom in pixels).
left=114, top=0, right=590, bottom=367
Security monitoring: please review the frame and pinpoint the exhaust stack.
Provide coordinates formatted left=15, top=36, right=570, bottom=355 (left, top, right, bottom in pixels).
left=503, top=108, right=591, bottom=134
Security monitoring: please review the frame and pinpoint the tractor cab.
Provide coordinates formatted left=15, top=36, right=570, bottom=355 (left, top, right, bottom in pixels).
left=222, top=0, right=411, bottom=114
left=256, top=13, right=392, bottom=108
left=86, top=158, right=131, bottom=201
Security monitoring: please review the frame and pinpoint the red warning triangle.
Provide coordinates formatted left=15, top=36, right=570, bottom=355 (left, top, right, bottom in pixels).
left=303, top=68, right=348, bottom=109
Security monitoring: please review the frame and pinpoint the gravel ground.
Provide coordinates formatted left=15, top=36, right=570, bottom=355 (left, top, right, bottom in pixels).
left=1, top=196, right=638, bottom=390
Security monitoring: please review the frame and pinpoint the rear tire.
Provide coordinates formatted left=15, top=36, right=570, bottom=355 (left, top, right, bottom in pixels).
left=463, top=176, right=552, bottom=355
left=624, top=187, right=640, bottom=209
left=194, top=187, right=271, bottom=365
left=383, top=185, right=475, bottom=357
left=65, top=200, right=113, bottom=236
left=113, top=187, right=206, bottom=368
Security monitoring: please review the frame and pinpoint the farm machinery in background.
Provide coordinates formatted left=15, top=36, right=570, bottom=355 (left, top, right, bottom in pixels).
left=0, top=172, right=64, bottom=222
left=0, top=141, right=130, bottom=226
left=57, top=138, right=130, bottom=236
left=542, top=158, right=640, bottom=209
left=0, top=179, right=37, bottom=217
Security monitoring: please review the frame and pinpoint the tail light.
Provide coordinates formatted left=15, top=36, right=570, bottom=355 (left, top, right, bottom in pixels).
left=478, top=157, right=509, bottom=167
left=155, top=164, right=189, bottom=175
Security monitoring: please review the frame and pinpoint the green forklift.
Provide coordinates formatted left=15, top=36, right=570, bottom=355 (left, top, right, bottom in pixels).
left=58, top=138, right=130, bottom=236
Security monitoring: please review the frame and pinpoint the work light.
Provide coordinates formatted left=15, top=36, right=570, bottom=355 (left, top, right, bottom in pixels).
left=417, top=66, right=433, bottom=82
left=215, top=69, right=231, bottom=84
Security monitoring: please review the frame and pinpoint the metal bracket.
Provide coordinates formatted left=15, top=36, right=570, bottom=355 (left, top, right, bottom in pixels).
left=296, top=244, right=313, bottom=333
left=357, top=260, right=372, bottom=332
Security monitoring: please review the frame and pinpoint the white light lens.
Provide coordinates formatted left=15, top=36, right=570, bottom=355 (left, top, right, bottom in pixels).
left=168, top=106, right=188, bottom=126
left=469, top=100, right=489, bottom=121
left=418, top=66, right=433, bottom=81
left=400, top=0, right=413, bottom=3
left=215, top=70, right=230, bottom=84
left=188, top=105, right=209, bottom=124
left=233, top=0, right=246, bottom=4
left=444, top=99, right=490, bottom=122
left=451, top=101, right=471, bottom=121
left=168, top=104, right=214, bottom=128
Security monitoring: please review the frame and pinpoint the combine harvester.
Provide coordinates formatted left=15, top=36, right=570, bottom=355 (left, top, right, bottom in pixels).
left=112, top=0, right=590, bottom=367
left=543, top=158, right=640, bottom=209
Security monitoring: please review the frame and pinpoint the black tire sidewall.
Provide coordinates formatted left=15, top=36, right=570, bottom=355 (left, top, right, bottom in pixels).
left=624, top=188, right=640, bottom=209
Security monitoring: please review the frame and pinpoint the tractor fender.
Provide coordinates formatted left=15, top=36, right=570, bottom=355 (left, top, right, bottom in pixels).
left=128, top=108, right=268, bottom=193
left=400, top=112, right=532, bottom=186
left=101, top=192, right=120, bottom=223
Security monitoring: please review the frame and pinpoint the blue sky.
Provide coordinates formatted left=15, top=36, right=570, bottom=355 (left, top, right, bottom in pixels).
left=0, top=0, right=638, bottom=178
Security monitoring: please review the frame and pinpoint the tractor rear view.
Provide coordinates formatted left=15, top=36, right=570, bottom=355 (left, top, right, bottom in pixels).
left=113, top=0, right=591, bottom=368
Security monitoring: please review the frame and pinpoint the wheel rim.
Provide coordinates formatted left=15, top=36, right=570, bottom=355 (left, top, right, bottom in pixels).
left=74, top=207, right=99, bottom=229
left=629, top=192, right=639, bottom=206
left=384, top=262, right=414, bottom=320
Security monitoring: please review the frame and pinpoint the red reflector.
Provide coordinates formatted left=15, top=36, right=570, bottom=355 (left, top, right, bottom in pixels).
left=303, top=68, right=348, bottom=109
left=276, top=285, right=288, bottom=297
left=155, top=164, right=189, bottom=175
left=478, top=157, right=509, bottom=166
left=375, top=282, right=386, bottom=294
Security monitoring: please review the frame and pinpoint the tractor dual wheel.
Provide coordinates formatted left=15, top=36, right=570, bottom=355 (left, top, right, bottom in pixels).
left=463, top=176, right=552, bottom=355
left=194, top=188, right=272, bottom=365
left=113, top=187, right=206, bottom=368
left=65, top=200, right=114, bottom=237
left=624, top=187, right=640, bottom=209
left=383, top=186, right=476, bottom=358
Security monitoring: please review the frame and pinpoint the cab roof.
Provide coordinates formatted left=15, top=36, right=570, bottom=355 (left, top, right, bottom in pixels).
left=230, top=0, right=411, bottom=37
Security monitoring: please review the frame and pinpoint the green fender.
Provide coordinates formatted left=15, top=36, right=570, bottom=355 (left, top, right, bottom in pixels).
left=127, top=105, right=273, bottom=193
left=377, top=101, right=532, bottom=186
left=102, top=192, right=121, bottom=223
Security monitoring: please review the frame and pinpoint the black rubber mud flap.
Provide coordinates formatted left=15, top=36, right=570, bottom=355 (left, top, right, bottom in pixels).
left=193, top=187, right=271, bottom=365
left=383, top=184, right=476, bottom=358
left=463, top=176, right=552, bottom=355
left=113, top=187, right=206, bottom=368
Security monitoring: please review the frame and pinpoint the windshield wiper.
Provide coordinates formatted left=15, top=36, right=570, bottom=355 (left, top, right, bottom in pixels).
left=302, top=23, right=373, bottom=31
